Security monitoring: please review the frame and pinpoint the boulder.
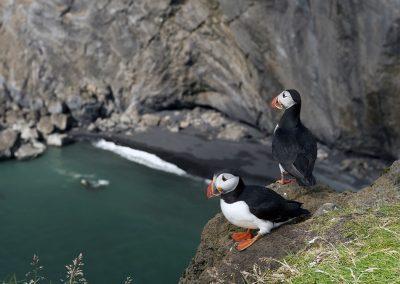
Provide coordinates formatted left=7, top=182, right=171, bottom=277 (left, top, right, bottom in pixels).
left=179, top=120, right=191, bottom=129
left=5, top=110, right=19, bottom=125
left=14, top=142, right=46, bottom=160
left=0, top=129, right=19, bottom=159
left=140, top=114, right=160, bottom=127
left=65, top=95, right=82, bottom=111
left=87, top=123, right=98, bottom=132
left=46, top=133, right=72, bottom=147
left=37, top=116, right=54, bottom=135
left=47, top=100, right=65, bottom=114
left=23, top=111, right=40, bottom=125
left=20, top=126, right=39, bottom=141
left=50, top=113, right=70, bottom=131
left=120, top=110, right=140, bottom=125
left=217, top=124, right=247, bottom=141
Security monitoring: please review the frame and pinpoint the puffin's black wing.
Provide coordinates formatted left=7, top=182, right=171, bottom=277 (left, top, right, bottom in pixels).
left=293, top=125, right=317, bottom=179
left=272, top=128, right=305, bottom=181
left=272, top=125, right=317, bottom=185
left=240, top=185, right=309, bottom=222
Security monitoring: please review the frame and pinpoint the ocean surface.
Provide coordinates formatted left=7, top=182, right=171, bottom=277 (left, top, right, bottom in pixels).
left=0, top=142, right=218, bottom=283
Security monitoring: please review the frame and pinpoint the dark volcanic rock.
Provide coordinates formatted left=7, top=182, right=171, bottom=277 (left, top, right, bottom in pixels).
left=0, top=0, right=398, bottom=158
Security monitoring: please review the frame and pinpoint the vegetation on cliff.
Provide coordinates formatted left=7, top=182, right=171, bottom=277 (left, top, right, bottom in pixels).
left=243, top=204, right=400, bottom=283
left=180, top=161, right=400, bottom=283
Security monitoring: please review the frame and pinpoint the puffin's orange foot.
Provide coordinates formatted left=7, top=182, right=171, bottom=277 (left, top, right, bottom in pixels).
left=231, top=230, right=252, bottom=242
left=276, top=178, right=296, bottom=185
left=236, top=235, right=261, bottom=251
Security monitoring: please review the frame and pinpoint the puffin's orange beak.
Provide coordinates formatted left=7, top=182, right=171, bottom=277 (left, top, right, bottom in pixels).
left=206, top=179, right=220, bottom=198
left=270, top=96, right=283, bottom=110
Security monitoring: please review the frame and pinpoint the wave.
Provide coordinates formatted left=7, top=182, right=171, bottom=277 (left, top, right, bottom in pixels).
left=55, top=168, right=95, bottom=179
left=93, top=139, right=187, bottom=176
left=55, top=169, right=110, bottom=186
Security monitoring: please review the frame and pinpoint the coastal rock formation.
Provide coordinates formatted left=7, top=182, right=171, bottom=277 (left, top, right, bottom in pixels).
left=0, top=0, right=399, bottom=159
left=180, top=160, right=400, bottom=283
left=46, top=133, right=72, bottom=147
left=14, top=141, right=46, bottom=160
left=0, top=129, right=19, bottom=159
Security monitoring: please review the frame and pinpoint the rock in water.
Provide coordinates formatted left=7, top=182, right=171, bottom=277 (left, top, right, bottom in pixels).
left=14, top=142, right=46, bottom=160
left=0, top=129, right=19, bottom=159
left=46, top=134, right=72, bottom=147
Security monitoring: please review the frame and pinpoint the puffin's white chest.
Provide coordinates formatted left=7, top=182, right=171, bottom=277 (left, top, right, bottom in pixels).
left=220, top=199, right=258, bottom=229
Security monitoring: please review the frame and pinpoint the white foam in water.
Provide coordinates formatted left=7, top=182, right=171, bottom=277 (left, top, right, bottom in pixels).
left=93, top=139, right=187, bottom=176
left=97, top=179, right=110, bottom=186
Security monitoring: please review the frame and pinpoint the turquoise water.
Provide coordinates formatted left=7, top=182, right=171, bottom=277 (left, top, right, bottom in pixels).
left=0, top=143, right=218, bottom=283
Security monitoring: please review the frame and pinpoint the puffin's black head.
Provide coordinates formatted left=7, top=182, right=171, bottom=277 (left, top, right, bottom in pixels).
left=270, top=89, right=302, bottom=110
left=206, top=171, right=241, bottom=198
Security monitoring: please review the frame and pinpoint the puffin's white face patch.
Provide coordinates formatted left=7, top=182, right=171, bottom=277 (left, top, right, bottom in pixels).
left=215, top=173, right=239, bottom=193
left=278, top=91, right=296, bottom=109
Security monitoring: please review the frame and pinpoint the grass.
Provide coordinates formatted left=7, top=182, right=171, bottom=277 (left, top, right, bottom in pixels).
left=242, top=204, right=400, bottom=284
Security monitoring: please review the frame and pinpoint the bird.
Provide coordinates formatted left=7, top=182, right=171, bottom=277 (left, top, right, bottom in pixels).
left=270, top=89, right=317, bottom=186
left=206, top=171, right=310, bottom=251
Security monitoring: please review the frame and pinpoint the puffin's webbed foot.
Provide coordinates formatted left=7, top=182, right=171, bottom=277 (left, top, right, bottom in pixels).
left=277, top=178, right=296, bottom=185
left=236, top=234, right=262, bottom=251
left=231, top=229, right=252, bottom=242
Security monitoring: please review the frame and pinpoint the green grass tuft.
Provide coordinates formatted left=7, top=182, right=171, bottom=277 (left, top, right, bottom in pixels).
left=243, top=204, right=400, bottom=284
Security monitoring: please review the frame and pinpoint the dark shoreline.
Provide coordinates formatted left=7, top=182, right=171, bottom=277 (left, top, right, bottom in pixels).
left=70, top=129, right=389, bottom=191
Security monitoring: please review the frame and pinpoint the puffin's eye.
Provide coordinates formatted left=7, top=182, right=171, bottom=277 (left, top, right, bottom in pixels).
left=283, top=93, right=286, bottom=98
left=222, top=175, right=227, bottom=182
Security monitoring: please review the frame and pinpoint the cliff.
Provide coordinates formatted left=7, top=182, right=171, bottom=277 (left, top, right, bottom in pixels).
left=0, top=0, right=399, bottom=160
left=180, top=160, right=400, bottom=283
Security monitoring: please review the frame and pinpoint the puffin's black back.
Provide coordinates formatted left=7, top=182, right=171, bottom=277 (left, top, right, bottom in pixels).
left=222, top=182, right=310, bottom=222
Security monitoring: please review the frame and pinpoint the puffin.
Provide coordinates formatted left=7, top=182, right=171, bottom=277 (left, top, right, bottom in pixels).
left=270, top=89, right=317, bottom=186
left=206, top=171, right=310, bottom=251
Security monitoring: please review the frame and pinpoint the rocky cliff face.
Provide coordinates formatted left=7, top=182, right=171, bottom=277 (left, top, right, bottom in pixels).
left=0, top=0, right=399, bottom=158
